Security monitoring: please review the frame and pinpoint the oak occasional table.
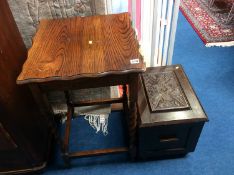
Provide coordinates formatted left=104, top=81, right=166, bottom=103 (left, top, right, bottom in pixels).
left=17, top=13, right=145, bottom=164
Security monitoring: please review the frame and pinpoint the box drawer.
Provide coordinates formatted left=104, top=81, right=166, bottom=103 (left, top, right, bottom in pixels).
left=139, top=124, right=191, bottom=151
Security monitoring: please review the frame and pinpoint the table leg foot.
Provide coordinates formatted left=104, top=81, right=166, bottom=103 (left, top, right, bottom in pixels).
left=62, top=153, right=71, bottom=168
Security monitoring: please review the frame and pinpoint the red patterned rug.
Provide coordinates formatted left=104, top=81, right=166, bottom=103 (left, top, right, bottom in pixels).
left=180, top=0, right=234, bottom=47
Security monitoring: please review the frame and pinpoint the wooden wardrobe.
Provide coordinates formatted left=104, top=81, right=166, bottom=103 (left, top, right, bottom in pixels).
left=0, top=0, right=52, bottom=173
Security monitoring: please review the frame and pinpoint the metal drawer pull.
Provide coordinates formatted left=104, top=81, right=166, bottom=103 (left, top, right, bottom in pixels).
left=159, top=135, right=179, bottom=143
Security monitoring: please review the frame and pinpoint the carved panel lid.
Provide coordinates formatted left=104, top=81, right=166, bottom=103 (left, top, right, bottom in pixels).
left=142, top=71, right=190, bottom=112
left=138, top=65, right=208, bottom=127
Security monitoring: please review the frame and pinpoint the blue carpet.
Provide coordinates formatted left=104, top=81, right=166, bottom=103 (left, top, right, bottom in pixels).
left=44, top=13, right=234, bottom=175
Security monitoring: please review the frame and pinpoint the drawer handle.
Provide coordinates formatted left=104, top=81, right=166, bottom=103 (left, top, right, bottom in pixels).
left=159, top=135, right=179, bottom=143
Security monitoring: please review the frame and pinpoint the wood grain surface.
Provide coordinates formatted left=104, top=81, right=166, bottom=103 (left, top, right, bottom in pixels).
left=17, top=12, right=145, bottom=84
left=7, top=0, right=93, bottom=48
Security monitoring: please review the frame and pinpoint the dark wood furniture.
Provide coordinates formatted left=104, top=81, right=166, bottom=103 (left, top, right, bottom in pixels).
left=0, top=0, right=52, bottom=174
left=16, top=13, right=145, bottom=164
left=137, top=65, right=208, bottom=160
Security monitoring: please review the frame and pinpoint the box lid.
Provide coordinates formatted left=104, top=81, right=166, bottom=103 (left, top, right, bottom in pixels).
left=138, top=65, right=208, bottom=127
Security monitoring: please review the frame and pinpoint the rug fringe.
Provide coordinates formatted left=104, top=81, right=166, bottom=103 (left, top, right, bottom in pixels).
left=83, top=114, right=109, bottom=136
left=206, top=41, right=234, bottom=47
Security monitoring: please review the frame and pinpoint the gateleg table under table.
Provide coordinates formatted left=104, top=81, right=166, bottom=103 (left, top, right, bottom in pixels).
left=17, top=13, right=145, bottom=163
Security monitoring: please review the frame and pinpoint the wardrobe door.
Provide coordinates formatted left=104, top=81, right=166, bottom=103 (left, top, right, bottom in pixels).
left=0, top=0, right=52, bottom=173
left=0, top=123, right=17, bottom=151
left=0, top=121, right=32, bottom=172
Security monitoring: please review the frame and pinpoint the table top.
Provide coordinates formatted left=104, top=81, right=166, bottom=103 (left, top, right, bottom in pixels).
left=17, top=13, right=145, bottom=84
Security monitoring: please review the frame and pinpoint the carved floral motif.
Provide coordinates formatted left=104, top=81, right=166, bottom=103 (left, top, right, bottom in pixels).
left=142, top=71, right=190, bottom=112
